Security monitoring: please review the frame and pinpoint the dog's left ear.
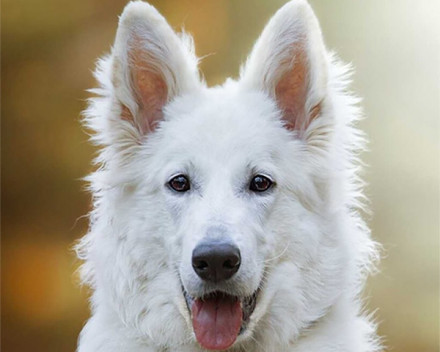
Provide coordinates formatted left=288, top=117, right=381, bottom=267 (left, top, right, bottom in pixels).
left=240, top=0, right=328, bottom=134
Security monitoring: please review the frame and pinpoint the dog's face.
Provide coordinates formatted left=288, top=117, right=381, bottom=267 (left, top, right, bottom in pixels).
left=83, top=1, right=355, bottom=350
left=155, top=91, right=286, bottom=349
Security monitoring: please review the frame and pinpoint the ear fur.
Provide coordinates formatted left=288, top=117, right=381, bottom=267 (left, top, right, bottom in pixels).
left=111, top=1, right=200, bottom=135
left=240, top=0, right=328, bottom=134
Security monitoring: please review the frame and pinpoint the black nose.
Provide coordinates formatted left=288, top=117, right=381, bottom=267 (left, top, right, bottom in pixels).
left=192, top=241, right=241, bottom=283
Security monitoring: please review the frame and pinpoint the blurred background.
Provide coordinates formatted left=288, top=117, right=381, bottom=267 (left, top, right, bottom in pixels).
left=2, top=0, right=439, bottom=351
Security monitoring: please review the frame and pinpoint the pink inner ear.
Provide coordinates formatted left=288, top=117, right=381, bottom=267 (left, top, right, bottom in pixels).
left=122, top=37, right=168, bottom=135
left=133, top=67, right=167, bottom=134
left=275, top=47, right=319, bottom=132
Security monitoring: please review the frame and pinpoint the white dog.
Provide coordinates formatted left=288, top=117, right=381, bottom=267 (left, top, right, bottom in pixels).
left=76, top=1, right=381, bottom=351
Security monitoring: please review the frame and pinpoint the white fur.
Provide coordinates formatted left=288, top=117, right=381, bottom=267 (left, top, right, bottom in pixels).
left=76, top=1, right=381, bottom=351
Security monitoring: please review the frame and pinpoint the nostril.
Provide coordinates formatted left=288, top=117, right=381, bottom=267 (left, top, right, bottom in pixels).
left=223, top=257, right=240, bottom=270
left=193, top=260, right=208, bottom=270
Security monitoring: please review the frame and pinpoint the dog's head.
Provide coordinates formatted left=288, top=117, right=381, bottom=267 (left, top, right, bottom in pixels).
left=79, top=1, right=375, bottom=350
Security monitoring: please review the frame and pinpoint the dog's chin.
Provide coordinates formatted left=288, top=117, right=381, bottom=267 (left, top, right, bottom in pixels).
left=182, top=287, right=259, bottom=351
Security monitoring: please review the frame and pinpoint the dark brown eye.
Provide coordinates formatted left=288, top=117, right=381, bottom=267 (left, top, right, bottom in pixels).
left=168, top=175, right=190, bottom=192
left=249, top=175, right=273, bottom=192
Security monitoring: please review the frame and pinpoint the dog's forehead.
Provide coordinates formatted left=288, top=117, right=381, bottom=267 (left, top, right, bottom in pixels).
left=160, top=86, right=288, bottom=159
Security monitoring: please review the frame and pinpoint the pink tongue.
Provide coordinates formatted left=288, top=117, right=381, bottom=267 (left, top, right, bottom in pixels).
left=192, top=295, right=242, bottom=350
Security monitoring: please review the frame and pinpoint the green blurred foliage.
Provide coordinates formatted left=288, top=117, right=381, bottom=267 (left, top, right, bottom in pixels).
left=2, top=0, right=439, bottom=351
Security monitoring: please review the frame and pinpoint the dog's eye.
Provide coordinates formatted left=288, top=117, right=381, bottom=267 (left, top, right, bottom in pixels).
left=249, top=175, right=273, bottom=193
left=168, top=175, right=191, bottom=192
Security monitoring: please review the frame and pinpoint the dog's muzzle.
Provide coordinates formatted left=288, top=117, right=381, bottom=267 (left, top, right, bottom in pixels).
left=181, top=239, right=259, bottom=350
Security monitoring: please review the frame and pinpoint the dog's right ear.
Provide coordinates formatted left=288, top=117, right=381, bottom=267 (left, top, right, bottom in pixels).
left=110, top=1, right=200, bottom=136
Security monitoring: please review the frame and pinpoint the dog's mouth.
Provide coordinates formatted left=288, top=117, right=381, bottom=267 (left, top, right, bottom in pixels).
left=183, top=289, right=259, bottom=350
